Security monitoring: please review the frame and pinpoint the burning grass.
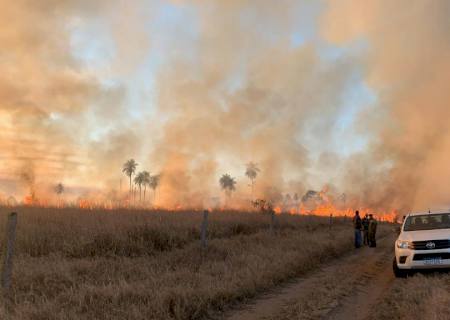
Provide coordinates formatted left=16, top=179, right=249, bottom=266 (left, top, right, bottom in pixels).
left=0, top=207, right=393, bottom=319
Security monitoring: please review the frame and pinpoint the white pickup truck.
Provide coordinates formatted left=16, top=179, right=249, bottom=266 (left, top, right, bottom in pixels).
left=393, top=212, right=450, bottom=277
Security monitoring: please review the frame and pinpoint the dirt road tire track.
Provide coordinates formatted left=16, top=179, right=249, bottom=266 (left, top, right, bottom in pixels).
left=225, top=233, right=396, bottom=320
left=325, top=242, right=394, bottom=320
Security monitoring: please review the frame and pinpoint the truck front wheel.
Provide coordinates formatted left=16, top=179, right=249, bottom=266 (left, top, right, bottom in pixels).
left=393, top=257, right=408, bottom=278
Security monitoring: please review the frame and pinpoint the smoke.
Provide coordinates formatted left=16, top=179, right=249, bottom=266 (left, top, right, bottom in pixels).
left=323, top=0, right=450, bottom=212
left=0, top=0, right=150, bottom=198
left=18, top=163, right=36, bottom=197
left=149, top=1, right=360, bottom=208
left=0, top=0, right=97, bottom=190
left=0, top=0, right=448, bottom=213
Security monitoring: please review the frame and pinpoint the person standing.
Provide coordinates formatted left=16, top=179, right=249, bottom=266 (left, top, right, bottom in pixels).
left=353, top=210, right=362, bottom=248
left=362, top=214, right=370, bottom=246
left=368, top=214, right=378, bottom=247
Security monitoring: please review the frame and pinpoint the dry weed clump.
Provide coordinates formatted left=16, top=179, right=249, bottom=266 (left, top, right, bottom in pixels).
left=0, top=207, right=387, bottom=319
left=369, top=273, right=450, bottom=320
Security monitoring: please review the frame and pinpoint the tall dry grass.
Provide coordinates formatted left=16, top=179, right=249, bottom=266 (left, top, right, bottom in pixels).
left=0, top=207, right=389, bottom=319
left=369, top=273, right=450, bottom=320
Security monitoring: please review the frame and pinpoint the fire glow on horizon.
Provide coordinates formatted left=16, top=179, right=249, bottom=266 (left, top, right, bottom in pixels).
left=16, top=185, right=398, bottom=223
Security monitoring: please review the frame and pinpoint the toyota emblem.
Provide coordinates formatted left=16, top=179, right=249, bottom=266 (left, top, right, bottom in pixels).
left=425, top=242, right=436, bottom=249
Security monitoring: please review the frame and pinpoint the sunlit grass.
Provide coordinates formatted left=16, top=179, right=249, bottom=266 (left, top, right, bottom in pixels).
left=0, top=207, right=391, bottom=319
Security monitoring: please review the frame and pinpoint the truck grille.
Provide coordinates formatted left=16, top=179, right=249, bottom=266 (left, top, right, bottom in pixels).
left=411, top=239, right=450, bottom=250
left=413, top=252, right=450, bottom=261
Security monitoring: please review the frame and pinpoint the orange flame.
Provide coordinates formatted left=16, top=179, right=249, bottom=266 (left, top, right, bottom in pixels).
left=17, top=188, right=400, bottom=222
left=23, top=195, right=34, bottom=206
left=284, top=203, right=398, bottom=222
left=274, top=206, right=282, bottom=214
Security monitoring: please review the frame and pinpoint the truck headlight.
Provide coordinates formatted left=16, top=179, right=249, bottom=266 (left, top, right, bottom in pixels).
left=396, top=240, right=410, bottom=249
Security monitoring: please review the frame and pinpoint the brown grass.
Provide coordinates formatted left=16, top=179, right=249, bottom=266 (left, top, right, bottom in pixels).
left=369, top=273, right=450, bottom=320
left=0, top=207, right=389, bottom=319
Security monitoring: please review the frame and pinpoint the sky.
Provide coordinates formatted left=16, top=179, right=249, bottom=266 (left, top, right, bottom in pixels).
left=70, top=0, right=372, bottom=173
left=0, top=0, right=449, bottom=213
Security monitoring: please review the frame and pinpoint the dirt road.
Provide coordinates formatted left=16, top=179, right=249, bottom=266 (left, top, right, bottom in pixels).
left=225, top=233, right=396, bottom=320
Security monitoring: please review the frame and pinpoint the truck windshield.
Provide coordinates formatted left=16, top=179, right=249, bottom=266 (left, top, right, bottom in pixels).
left=403, top=213, right=450, bottom=231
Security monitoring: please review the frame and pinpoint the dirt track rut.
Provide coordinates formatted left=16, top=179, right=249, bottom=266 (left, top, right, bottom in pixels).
left=225, top=233, right=396, bottom=320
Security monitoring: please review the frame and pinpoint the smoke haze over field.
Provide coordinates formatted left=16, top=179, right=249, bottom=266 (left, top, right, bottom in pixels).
left=323, top=0, right=450, bottom=212
left=0, top=0, right=449, bottom=213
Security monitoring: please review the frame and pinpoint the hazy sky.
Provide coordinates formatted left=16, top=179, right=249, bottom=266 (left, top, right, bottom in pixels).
left=69, top=1, right=373, bottom=175
left=1, top=0, right=449, bottom=212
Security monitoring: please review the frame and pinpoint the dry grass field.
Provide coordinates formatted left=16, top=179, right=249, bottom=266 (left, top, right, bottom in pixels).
left=0, top=207, right=384, bottom=320
left=369, top=273, right=450, bottom=320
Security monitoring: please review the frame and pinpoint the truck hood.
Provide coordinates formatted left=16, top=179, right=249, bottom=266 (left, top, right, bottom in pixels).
left=399, top=228, right=450, bottom=242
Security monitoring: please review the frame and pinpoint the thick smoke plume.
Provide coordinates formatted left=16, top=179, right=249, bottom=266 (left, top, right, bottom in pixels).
left=0, top=0, right=148, bottom=197
left=323, top=0, right=450, bottom=212
left=0, top=0, right=448, bottom=214
left=151, top=1, right=360, bottom=208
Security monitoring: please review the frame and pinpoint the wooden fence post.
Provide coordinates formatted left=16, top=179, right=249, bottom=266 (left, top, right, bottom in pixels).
left=1, top=212, right=18, bottom=293
left=270, top=210, right=275, bottom=234
left=200, top=210, right=208, bottom=249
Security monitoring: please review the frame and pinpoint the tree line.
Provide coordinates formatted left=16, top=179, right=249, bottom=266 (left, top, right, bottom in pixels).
left=122, top=159, right=261, bottom=205
left=122, top=159, right=160, bottom=203
left=50, top=160, right=261, bottom=206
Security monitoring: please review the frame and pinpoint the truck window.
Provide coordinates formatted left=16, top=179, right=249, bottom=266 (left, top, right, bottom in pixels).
left=403, top=213, right=450, bottom=231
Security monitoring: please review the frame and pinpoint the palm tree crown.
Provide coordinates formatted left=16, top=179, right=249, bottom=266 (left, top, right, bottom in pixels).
left=245, top=162, right=260, bottom=180
left=122, top=159, right=138, bottom=177
left=245, top=162, right=260, bottom=199
left=134, top=171, right=146, bottom=202
left=54, top=183, right=64, bottom=195
left=122, top=159, right=138, bottom=195
left=149, top=174, right=160, bottom=191
left=219, top=174, right=236, bottom=192
left=149, top=174, right=161, bottom=204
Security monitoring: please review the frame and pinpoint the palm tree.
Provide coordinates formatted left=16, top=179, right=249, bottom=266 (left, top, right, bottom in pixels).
left=142, top=171, right=151, bottom=202
left=245, top=162, right=260, bottom=200
left=54, top=183, right=64, bottom=207
left=134, top=172, right=145, bottom=202
left=54, top=183, right=64, bottom=195
left=219, top=173, right=236, bottom=205
left=122, top=159, right=138, bottom=197
left=149, top=174, right=161, bottom=203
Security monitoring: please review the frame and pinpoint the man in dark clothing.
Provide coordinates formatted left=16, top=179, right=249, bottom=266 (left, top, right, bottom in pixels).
left=353, top=210, right=362, bottom=248
left=368, top=214, right=378, bottom=247
left=362, top=214, right=370, bottom=246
